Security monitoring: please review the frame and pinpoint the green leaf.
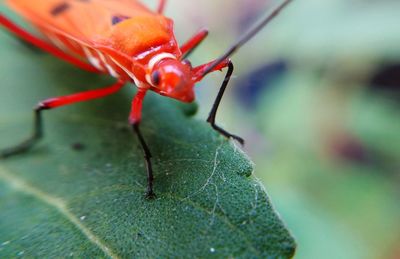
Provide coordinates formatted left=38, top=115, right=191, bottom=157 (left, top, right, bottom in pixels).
left=0, top=17, right=295, bottom=258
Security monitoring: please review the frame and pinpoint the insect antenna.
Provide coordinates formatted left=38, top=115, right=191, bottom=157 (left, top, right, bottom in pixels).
left=201, top=0, right=293, bottom=76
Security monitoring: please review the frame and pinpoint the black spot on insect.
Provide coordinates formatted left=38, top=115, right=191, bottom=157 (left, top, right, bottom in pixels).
left=111, top=15, right=130, bottom=25
left=50, top=2, right=70, bottom=16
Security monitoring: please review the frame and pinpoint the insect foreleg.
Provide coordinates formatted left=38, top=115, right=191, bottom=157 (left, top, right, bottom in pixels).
left=132, top=123, right=154, bottom=199
left=206, top=61, right=244, bottom=145
left=0, top=80, right=125, bottom=158
left=192, top=58, right=231, bottom=81
left=0, top=14, right=98, bottom=73
left=129, top=89, right=155, bottom=199
left=180, top=29, right=209, bottom=59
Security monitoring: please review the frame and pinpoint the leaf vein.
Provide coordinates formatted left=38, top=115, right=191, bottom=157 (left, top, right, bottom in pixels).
left=80, top=184, right=261, bottom=256
left=0, top=165, right=120, bottom=259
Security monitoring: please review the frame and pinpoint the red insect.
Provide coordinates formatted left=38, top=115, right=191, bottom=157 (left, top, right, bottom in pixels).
left=0, top=0, right=292, bottom=198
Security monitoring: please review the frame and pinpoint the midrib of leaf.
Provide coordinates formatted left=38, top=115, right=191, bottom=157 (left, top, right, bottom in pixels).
left=0, top=165, right=119, bottom=259
left=8, top=158, right=262, bottom=257
left=0, top=110, right=263, bottom=256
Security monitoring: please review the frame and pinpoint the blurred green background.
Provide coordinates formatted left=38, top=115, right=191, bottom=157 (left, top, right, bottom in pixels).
left=2, top=0, right=399, bottom=258
left=164, top=0, right=400, bottom=258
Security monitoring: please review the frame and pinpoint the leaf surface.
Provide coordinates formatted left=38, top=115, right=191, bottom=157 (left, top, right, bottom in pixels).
left=0, top=12, right=295, bottom=258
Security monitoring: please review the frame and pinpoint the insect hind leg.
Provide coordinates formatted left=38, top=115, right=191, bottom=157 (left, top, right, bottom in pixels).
left=0, top=80, right=125, bottom=159
left=0, top=106, right=44, bottom=158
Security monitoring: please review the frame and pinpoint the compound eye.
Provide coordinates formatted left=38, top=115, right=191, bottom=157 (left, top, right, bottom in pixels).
left=151, top=70, right=161, bottom=86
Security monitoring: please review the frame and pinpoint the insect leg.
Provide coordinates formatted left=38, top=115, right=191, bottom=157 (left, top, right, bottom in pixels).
left=0, top=14, right=98, bottom=73
left=157, top=0, right=167, bottom=14
left=133, top=123, right=154, bottom=199
left=0, top=80, right=126, bottom=158
left=0, top=107, right=44, bottom=159
left=192, top=58, right=231, bottom=81
left=129, top=89, right=155, bottom=199
left=180, top=29, right=209, bottom=59
left=206, top=61, right=244, bottom=145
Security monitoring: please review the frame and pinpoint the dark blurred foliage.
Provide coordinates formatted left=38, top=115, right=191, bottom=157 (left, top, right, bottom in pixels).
left=369, top=62, right=400, bottom=103
left=234, top=60, right=288, bottom=109
left=184, top=1, right=400, bottom=258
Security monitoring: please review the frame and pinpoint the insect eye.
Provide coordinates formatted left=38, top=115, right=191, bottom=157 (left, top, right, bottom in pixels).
left=151, top=70, right=161, bottom=86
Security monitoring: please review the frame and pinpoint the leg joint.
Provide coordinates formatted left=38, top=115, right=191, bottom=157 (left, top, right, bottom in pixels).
left=35, top=102, right=49, bottom=111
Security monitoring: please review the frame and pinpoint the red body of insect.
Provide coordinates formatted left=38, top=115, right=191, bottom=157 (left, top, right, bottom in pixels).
left=2, top=0, right=220, bottom=122
left=0, top=0, right=292, bottom=197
